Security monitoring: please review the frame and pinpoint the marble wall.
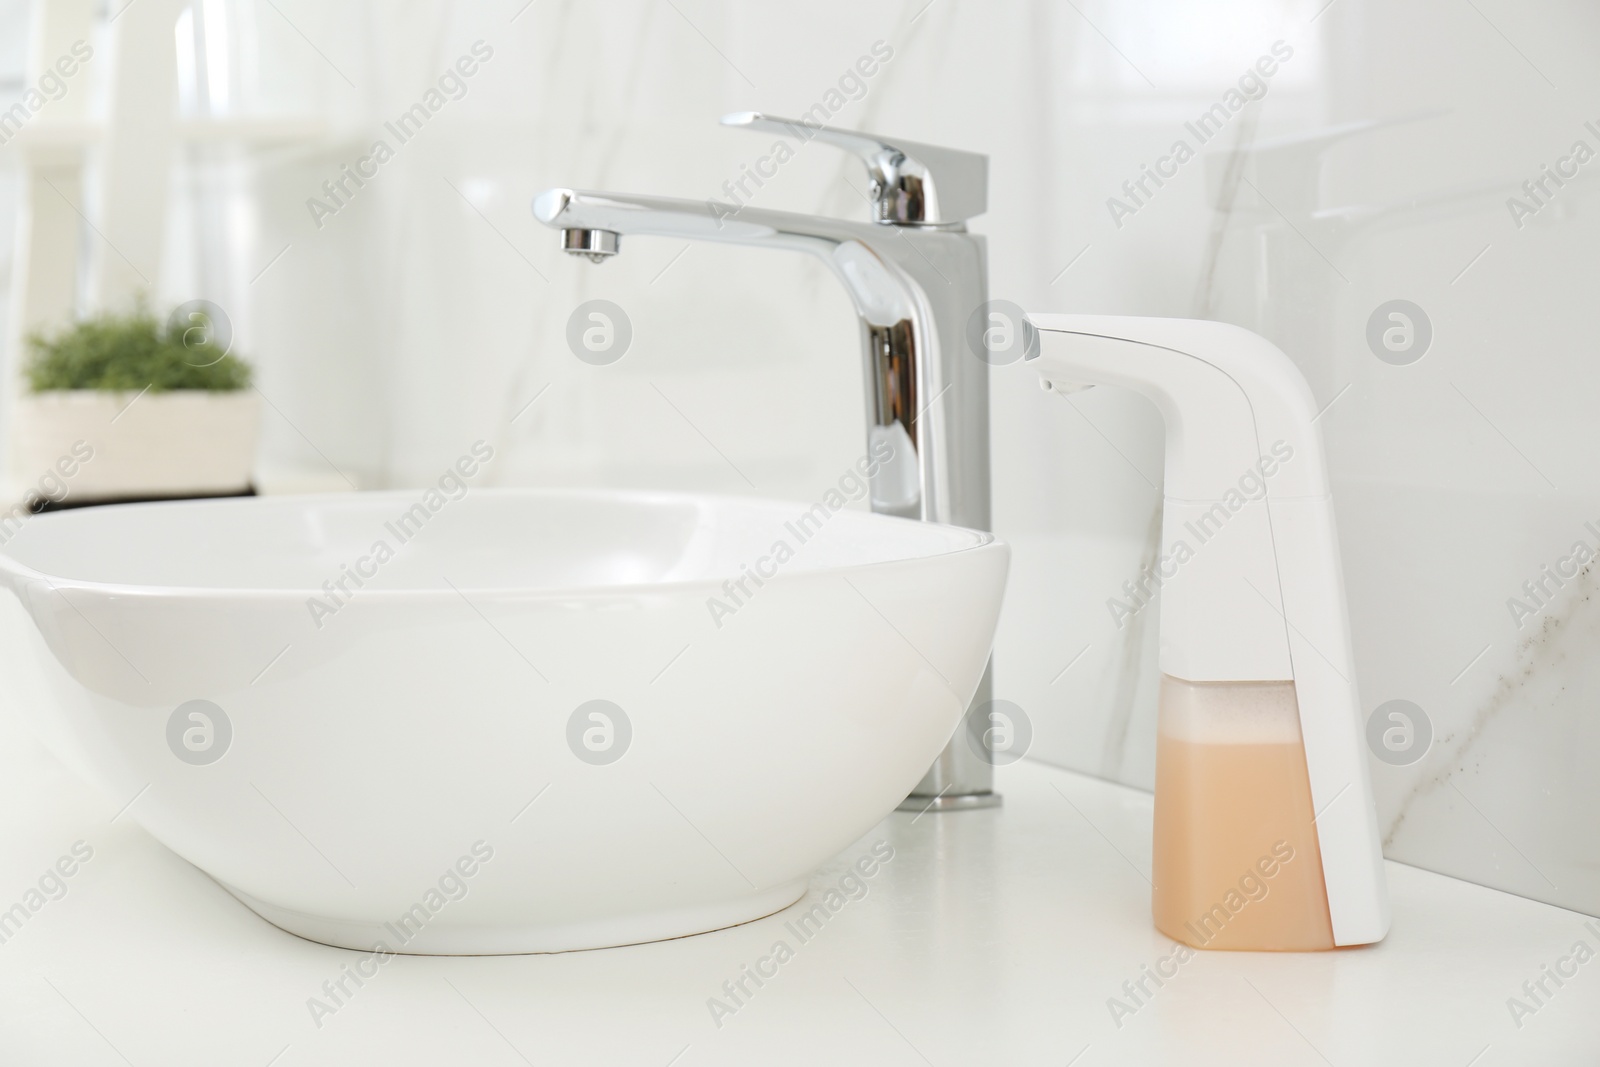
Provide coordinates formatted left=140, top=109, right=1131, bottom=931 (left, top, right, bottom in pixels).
left=4, top=0, right=1598, bottom=915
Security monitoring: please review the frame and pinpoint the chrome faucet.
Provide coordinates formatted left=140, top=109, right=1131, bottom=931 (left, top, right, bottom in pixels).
left=532, top=112, right=997, bottom=810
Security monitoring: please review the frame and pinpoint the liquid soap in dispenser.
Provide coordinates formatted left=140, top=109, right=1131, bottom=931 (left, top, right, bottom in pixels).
left=1026, top=314, right=1389, bottom=951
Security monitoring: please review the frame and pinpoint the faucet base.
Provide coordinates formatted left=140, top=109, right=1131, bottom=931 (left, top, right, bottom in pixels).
left=896, top=792, right=1003, bottom=814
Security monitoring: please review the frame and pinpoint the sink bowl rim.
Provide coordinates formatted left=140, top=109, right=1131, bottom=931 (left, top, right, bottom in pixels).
left=0, top=485, right=1002, bottom=601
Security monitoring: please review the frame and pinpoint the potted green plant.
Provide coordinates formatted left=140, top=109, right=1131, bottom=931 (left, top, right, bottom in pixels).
left=10, top=301, right=259, bottom=502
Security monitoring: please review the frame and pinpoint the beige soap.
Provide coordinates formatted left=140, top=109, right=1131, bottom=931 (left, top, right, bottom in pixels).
left=1152, top=676, right=1335, bottom=951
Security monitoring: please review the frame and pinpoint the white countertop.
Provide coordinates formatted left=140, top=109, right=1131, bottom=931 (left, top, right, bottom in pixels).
left=1, top=733, right=1595, bottom=1066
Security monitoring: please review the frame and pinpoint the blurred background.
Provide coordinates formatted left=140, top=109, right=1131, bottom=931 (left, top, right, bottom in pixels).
left=2, top=0, right=1597, bottom=914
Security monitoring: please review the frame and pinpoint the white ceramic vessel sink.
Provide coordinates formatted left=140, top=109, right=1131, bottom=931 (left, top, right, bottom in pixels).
left=0, top=489, right=1007, bottom=953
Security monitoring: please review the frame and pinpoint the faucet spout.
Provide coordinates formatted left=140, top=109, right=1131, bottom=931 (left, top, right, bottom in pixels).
left=531, top=118, right=997, bottom=809
left=533, top=186, right=983, bottom=516
left=533, top=187, right=883, bottom=262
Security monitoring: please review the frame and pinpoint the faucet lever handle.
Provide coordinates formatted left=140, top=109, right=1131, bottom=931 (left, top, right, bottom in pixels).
left=721, top=111, right=986, bottom=226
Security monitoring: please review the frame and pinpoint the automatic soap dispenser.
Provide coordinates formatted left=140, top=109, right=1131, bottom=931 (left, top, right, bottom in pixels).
left=1026, top=313, right=1389, bottom=951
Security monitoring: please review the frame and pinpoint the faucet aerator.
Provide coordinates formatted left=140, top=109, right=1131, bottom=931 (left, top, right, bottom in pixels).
left=561, top=227, right=620, bottom=263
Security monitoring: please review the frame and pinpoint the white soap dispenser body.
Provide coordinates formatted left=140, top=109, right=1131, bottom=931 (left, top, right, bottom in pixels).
left=1027, top=313, right=1389, bottom=951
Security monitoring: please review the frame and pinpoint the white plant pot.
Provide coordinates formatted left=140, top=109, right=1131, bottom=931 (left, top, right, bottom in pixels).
left=10, top=390, right=261, bottom=502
